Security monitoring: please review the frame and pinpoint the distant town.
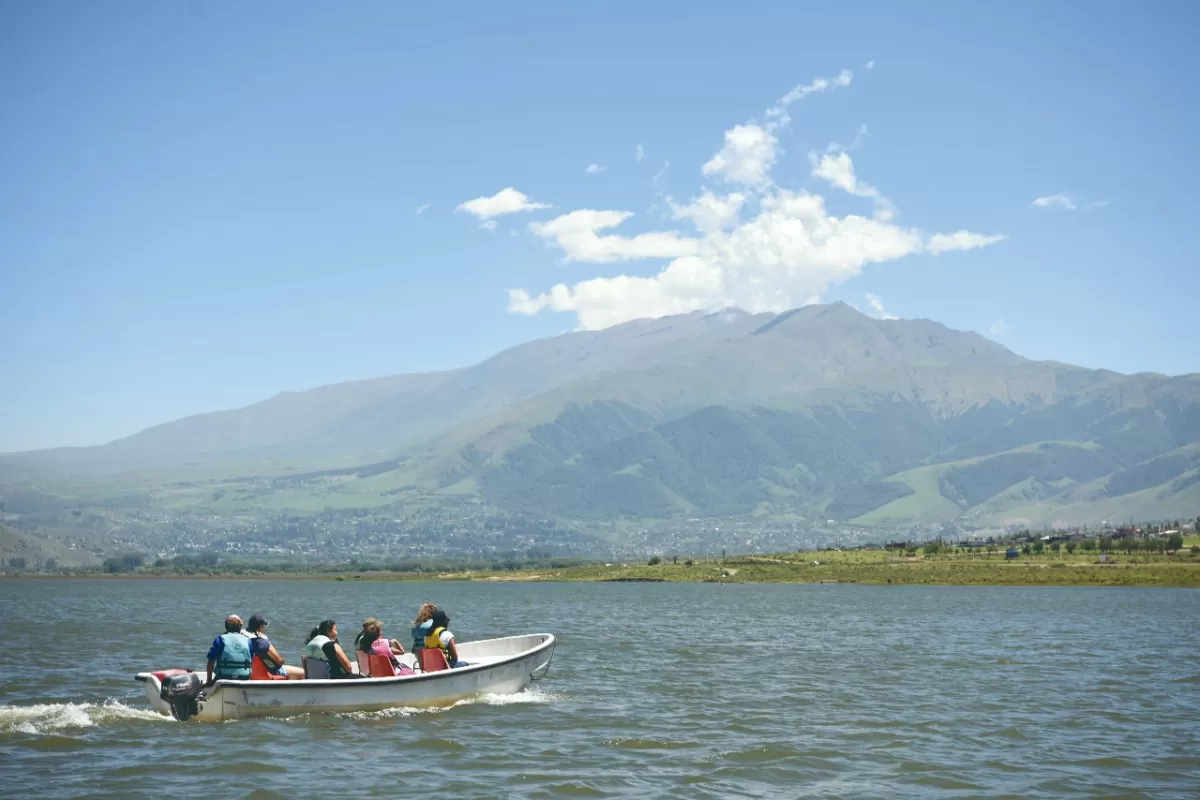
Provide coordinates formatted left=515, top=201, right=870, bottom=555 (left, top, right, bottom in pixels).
left=3, top=497, right=1197, bottom=574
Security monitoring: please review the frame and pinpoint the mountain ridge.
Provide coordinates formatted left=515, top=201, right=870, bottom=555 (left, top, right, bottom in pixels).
left=2, top=303, right=1198, bottom=541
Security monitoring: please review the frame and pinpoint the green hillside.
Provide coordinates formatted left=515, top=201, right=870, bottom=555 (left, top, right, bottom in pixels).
left=2, top=303, right=1199, bottom=549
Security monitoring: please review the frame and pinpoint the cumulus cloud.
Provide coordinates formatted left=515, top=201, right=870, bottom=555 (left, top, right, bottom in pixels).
left=529, top=210, right=699, bottom=263
left=504, top=67, right=1004, bottom=330
left=585, top=164, right=606, bottom=174
left=457, top=187, right=550, bottom=220
left=669, top=190, right=746, bottom=234
left=865, top=292, right=898, bottom=320
left=701, top=68, right=857, bottom=189
left=702, top=124, right=779, bottom=187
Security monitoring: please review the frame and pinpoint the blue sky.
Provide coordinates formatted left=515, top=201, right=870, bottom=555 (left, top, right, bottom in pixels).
left=2, top=1, right=1198, bottom=452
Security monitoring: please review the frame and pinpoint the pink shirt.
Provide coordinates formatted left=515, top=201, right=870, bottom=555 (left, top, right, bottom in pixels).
left=370, top=639, right=396, bottom=661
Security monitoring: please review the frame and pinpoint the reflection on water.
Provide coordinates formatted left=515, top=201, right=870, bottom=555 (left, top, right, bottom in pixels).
left=1, top=579, right=1198, bottom=798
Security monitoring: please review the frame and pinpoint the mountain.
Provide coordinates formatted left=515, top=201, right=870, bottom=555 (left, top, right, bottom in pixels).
left=3, top=303, right=1199, bottom=544
left=0, top=524, right=98, bottom=570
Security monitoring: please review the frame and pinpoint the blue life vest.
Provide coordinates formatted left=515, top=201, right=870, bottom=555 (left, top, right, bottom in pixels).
left=215, top=632, right=252, bottom=680
left=411, top=619, right=432, bottom=652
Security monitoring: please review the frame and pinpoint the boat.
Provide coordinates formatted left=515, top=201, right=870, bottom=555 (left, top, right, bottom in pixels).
left=135, top=633, right=555, bottom=722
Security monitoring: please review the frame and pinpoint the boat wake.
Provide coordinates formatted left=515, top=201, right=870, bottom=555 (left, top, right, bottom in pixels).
left=1, top=689, right=562, bottom=733
left=338, top=687, right=563, bottom=720
left=0, top=700, right=169, bottom=735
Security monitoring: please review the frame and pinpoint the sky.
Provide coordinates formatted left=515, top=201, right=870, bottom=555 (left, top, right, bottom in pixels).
left=2, top=1, right=1199, bottom=452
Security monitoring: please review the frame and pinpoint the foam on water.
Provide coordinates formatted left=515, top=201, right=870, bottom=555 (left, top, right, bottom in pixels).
left=336, top=687, right=562, bottom=720
left=0, top=700, right=169, bottom=735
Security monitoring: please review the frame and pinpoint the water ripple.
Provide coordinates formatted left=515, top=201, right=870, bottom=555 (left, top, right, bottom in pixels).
left=0, top=580, right=1198, bottom=798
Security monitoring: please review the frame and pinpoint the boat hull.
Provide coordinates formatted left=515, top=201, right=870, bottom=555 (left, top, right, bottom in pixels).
left=135, top=633, right=555, bottom=722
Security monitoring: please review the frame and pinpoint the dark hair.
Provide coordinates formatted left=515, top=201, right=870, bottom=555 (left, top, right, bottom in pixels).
left=306, top=619, right=337, bottom=643
left=430, top=609, right=450, bottom=629
left=224, top=619, right=242, bottom=633
left=357, top=625, right=381, bottom=652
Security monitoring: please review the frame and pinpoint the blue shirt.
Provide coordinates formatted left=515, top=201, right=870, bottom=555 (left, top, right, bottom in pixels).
left=206, top=635, right=225, bottom=661
left=248, top=634, right=271, bottom=659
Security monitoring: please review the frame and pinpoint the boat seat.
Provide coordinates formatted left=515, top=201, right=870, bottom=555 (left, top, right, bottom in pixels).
left=419, top=648, right=450, bottom=673
left=251, top=656, right=287, bottom=681
left=369, top=654, right=400, bottom=677
left=355, top=651, right=372, bottom=676
left=303, top=657, right=331, bottom=679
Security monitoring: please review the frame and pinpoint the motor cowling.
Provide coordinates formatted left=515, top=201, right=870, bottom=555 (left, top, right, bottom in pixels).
left=159, top=671, right=204, bottom=721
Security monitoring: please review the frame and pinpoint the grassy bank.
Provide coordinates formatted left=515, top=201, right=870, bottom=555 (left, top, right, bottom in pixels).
left=9, top=547, right=1199, bottom=588
left=415, top=548, right=1200, bottom=588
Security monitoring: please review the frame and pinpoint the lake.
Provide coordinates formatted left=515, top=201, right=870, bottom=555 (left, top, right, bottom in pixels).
left=1, top=579, right=1198, bottom=798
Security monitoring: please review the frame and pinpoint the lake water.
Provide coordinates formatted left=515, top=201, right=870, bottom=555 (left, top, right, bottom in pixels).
left=1, top=579, right=1198, bottom=798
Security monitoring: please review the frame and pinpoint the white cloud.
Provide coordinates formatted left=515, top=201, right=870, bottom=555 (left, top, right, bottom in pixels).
left=506, top=69, right=1004, bottom=330
left=810, top=150, right=895, bottom=221
left=763, top=68, right=854, bottom=132
left=529, top=209, right=699, bottom=263
left=669, top=190, right=746, bottom=234
left=702, top=124, right=779, bottom=187
left=652, top=161, right=670, bottom=187
left=865, top=292, right=898, bottom=320
left=514, top=180, right=1001, bottom=330
left=480, top=220, right=498, bottom=232
left=864, top=60, right=876, bottom=70
left=456, top=187, right=550, bottom=220
left=635, top=144, right=645, bottom=162
left=585, top=164, right=606, bottom=174
left=1032, top=194, right=1077, bottom=211
left=927, top=230, right=1006, bottom=254
left=701, top=66, right=859, bottom=189
left=416, top=202, right=432, bottom=215
left=989, top=318, right=1008, bottom=336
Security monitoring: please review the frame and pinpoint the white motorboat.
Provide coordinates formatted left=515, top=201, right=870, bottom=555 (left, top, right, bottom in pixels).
left=135, top=633, right=555, bottom=722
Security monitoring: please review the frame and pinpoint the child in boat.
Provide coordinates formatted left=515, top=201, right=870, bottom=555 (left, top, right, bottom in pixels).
left=411, top=603, right=438, bottom=654
left=356, top=620, right=412, bottom=673
left=425, top=609, right=469, bottom=668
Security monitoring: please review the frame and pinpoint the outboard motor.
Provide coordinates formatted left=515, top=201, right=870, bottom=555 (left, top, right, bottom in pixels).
left=159, top=671, right=205, bottom=721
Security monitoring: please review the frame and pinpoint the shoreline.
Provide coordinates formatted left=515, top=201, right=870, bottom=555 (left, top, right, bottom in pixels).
left=5, top=555, right=1199, bottom=588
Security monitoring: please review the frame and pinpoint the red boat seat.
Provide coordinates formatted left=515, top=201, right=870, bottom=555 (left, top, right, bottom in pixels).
left=367, top=654, right=398, bottom=677
left=419, top=648, right=450, bottom=673
left=251, top=656, right=287, bottom=681
left=151, top=669, right=191, bottom=683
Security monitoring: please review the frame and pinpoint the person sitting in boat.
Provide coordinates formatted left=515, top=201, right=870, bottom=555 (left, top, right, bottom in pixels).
left=356, top=620, right=410, bottom=670
left=206, top=614, right=252, bottom=685
left=411, top=602, right=438, bottom=654
left=246, top=613, right=304, bottom=680
left=304, top=620, right=365, bottom=679
left=354, top=617, right=404, bottom=655
left=425, top=609, right=469, bottom=668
